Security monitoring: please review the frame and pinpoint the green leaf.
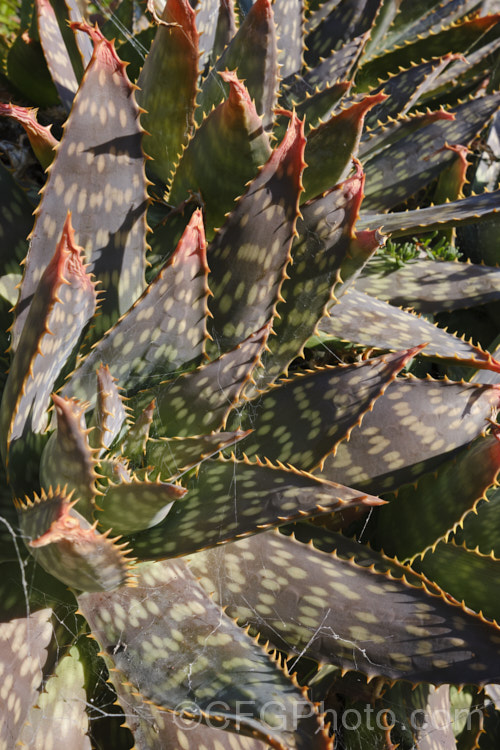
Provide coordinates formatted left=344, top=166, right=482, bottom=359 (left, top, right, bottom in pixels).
left=319, top=288, right=500, bottom=372
left=207, top=114, right=304, bottom=353
left=304, top=0, right=381, bottom=67
left=13, top=23, right=148, bottom=348
left=319, top=376, right=500, bottom=494
left=0, top=161, right=34, bottom=276
left=362, top=94, right=500, bottom=211
left=18, top=487, right=133, bottom=592
left=79, top=558, right=327, bottom=749
left=189, top=530, right=500, bottom=684
left=261, top=161, right=368, bottom=382
left=0, top=102, right=58, bottom=169
left=273, top=0, right=303, bottom=78
left=358, top=190, right=500, bottom=238
left=144, top=325, right=269, bottom=438
left=64, top=209, right=208, bottom=404
left=127, top=455, right=383, bottom=559
left=6, top=21, right=60, bottom=107
left=40, top=394, right=98, bottom=522
left=198, top=0, right=278, bottom=129
left=88, top=364, right=128, bottom=454
left=355, top=13, right=500, bottom=91
left=169, top=71, right=272, bottom=239
left=235, top=347, right=422, bottom=471
left=137, top=0, right=199, bottom=184
left=414, top=540, right=500, bottom=626
left=455, top=486, right=500, bottom=556
left=96, top=474, right=186, bottom=536
left=372, top=432, right=500, bottom=562
left=355, top=256, right=500, bottom=313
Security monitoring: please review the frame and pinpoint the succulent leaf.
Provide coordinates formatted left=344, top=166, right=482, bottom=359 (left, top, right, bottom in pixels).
left=198, top=0, right=278, bottom=129
left=189, top=530, right=500, bottom=684
left=0, top=215, right=97, bottom=492
left=372, top=431, right=500, bottom=562
left=88, top=364, right=128, bottom=454
left=36, top=0, right=80, bottom=111
left=137, top=0, right=199, bottom=184
left=13, top=22, right=148, bottom=348
left=18, top=487, right=132, bottom=592
left=168, top=71, right=272, bottom=239
left=207, top=114, right=305, bottom=353
left=79, top=558, right=328, bottom=749
left=236, top=347, right=422, bottom=471
left=40, top=393, right=98, bottom=522
left=127, top=455, right=383, bottom=559
left=0, top=101, right=58, bottom=169
left=64, top=208, right=208, bottom=404
left=319, top=377, right=500, bottom=494
left=304, top=0, right=381, bottom=67
left=319, top=288, right=500, bottom=372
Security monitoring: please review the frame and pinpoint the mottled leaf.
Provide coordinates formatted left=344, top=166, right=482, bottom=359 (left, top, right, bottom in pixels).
left=17, top=488, right=132, bottom=592
left=273, top=0, right=303, bottom=78
left=0, top=215, right=97, bottom=492
left=121, top=399, right=155, bottom=463
left=261, top=162, right=367, bottom=382
left=212, top=0, right=237, bottom=63
left=128, top=455, right=383, bottom=559
left=372, top=432, right=500, bottom=562
left=0, top=161, right=34, bottom=275
left=63, top=209, right=208, bottom=403
left=18, top=645, right=91, bottom=750
left=146, top=430, right=251, bottom=479
left=189, top=530, right=500, bottom=684
left=276, top=81, right=350, bottom=139
left=319, top=376, right=500, bottom=494
left=143, top=325, right=268, bottom=438
left=357, top=190, right=500, bottom=238
left=363, top=94, right=500, bottom=211
left=355, top=257, right=500, bottom=313
left=168, top=71, right=271, bottom=238
left=0, top=102, right=58, bottom=168
left=79, top=559, right=328, bottom=749
left=454, top=485, right=500, bottom=556
left=96, top=475, right=186, bottom=536
left=14, top=23, right=148, bottom=348
left=355, top=14, right=500, bottom=91
left=319, top=288, right=500, bottom=372
left=198, top=0, right=278, bottom=128
left=88, top=364, right=128, bottom=454
left=40, top=394, right=98, bottom=522
left=207, top=114, right=304, bottom=352
left=235, top=347, right=422, bottom=471
left=304, top=0, right=381, bottom=67
left=36, top=0, right=79, bottom=110
left=0, top=609, right=52, bottom=749
left=302, top=93, right=386, bottom=201
left=137, top=0, right=199, bottom=184
left=414, top=541, right=500, bottom=626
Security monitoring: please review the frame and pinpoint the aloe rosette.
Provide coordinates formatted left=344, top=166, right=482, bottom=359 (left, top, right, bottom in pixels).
left=1, top=0, right=500, bottom=747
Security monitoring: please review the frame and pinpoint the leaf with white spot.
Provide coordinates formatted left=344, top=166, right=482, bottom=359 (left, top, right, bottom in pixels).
left=127, top=455, right=383, bottom=559
left=197, top=0, right=278, bottom=129
left=146, top=429, right=251, bottom=479
left=189, top=530, right=500, bottom=684
left=137, top=324, right=269, bottom=439
left=18, top=487, right=132, bottom=592
left=355, top=257, right=500, bottom=313
left=319, top=376, right=500, bottom=494
left=36, top=0, right=80, bottom=111
left=455, top=485, right=500, bottom=556
left=137, top=0, right=199, bottom=184
left=18, top=644, right=91, bottom=750
left=0, top=609, right=52, bottom=749
left=40, top=394, right=98, bottom=522
left=319, top=288, right=500, bottom=373
left=302, top=93, right=386, bottom=202
left=273, top=0, right=303, bottom=78
left=168, top=71, right=271, bottom=239
left=235, top=347, right=423, bottom=471
left=1, top=215, right=97, bottom=495
left=88, top=364, right=128, bottom=454
left=14, top=22, right=148, bottom=348
left=304, top=0, right=381, bottom=67
left=96, top=475, right=186, bottom=536
left=78, top=558, right=329, bottom=749
left=372, top=431, right=500, bottom=561
left=207, top=113, right=305, bottom=353
left=64, top=209, right=208, bottom=404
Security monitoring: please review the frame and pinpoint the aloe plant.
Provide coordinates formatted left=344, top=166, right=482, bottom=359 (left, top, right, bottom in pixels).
left=1, top=0, right=500, bottom=747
